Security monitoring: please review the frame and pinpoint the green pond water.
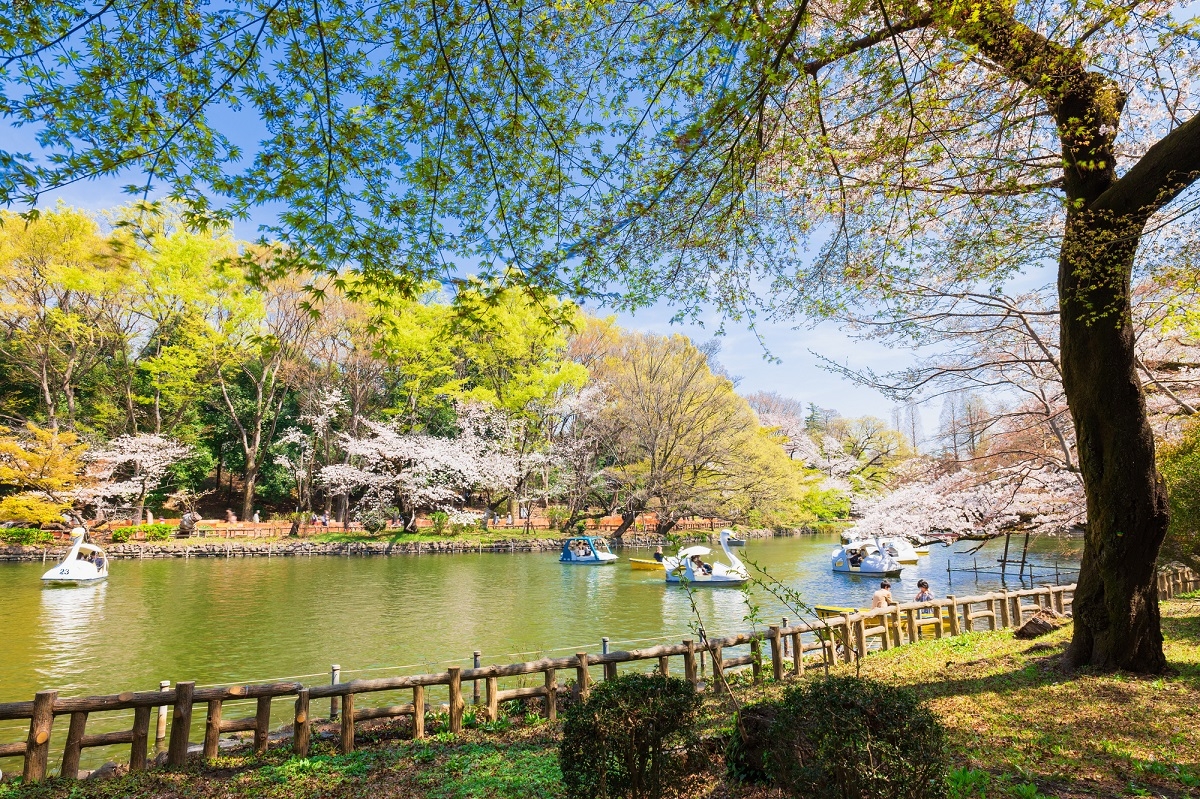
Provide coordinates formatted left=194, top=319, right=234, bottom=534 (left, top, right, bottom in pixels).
left=0, top=533, right=1081, bottom=773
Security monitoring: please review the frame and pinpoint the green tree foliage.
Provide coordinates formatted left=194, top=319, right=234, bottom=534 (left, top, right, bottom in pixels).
left=1159, top=420, right=1200, bottom=571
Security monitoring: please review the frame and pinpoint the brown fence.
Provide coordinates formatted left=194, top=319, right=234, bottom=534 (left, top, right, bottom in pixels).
left=3, top=566, right=1196, bottom=783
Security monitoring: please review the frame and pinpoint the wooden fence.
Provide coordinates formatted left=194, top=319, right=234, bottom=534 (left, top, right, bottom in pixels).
left=2, top=567, right=1196, bottom=783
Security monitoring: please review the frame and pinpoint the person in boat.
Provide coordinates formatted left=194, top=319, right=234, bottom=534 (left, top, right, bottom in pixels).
left=689, top=554, right=713, bottom=576
left=914, top=580, right=934, bottom=616
left=871, top=581, right=894, bottom=608
left=848, top=548, right=864, bottom=568
left=653, top=546, right=664, bottom=563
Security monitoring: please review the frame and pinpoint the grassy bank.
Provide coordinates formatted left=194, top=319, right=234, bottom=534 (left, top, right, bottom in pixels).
left=4, top=598, right=1197, bottom=799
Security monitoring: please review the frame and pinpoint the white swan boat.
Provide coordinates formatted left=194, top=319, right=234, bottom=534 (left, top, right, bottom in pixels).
left=559, top=535, right=618, bottom=564
left=41, top=528, right=109, bottom=583
left=664, top=529, right=749, bottom=586
left=841, top=532, right=922, bottom=564
left=831, top=539, right=903, bottom=577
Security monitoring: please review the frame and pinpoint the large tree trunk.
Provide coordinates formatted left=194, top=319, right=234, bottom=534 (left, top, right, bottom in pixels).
left=1059, top=212, right=1169, bottom=673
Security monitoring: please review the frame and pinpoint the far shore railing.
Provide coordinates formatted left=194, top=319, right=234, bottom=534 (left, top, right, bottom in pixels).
left=2, top=567, right=1196, bottom=783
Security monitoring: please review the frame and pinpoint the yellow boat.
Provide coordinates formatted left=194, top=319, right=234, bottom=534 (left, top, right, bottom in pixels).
left=629, top=558, right=664, bottom=571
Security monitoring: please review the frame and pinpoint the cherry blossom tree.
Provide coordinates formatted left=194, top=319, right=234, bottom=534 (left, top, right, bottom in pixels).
left=318, top=403, right=520, bottom=528
left=81, top=434, right=193, bottom=523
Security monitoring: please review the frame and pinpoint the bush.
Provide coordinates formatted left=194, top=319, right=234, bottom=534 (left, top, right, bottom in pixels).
left=730, top=675, right=948, bottom=799
left=0, top=527, right=54, bottom=545
left=559, top=673, right=701, bottom=799
left=429, top=510, right=449, bottom=535
left=0, top=493, right=70, bottom=526
left=110, top=523, right=174, bottom=543
left=546, top=505, right=570, bottom=530
left=725, top=701, right=781, bottom=784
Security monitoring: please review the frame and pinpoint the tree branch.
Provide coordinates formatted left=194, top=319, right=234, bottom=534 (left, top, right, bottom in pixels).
left=1090, top=112, right=1200, bottom=220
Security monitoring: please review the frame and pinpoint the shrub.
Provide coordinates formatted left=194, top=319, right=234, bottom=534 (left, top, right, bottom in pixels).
left=546, top=505, right=570, bottom=530
left=731, top=675, right=948, bottom=799
left=725, top=701, right=781, bottom=784
left=0, top=527, right=54, bottom=545
left=110, top=523, right=174, bottom=542
left=559, top=673, right=701, bottom=799
left=430, top=510, right=449, bottom=535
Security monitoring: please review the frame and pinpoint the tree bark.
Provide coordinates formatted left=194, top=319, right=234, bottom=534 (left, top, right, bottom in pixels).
left=1059, top=212, right=1168, bottom=673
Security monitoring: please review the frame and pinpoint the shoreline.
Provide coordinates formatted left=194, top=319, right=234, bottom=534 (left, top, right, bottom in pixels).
left=0, top=527, right=809, bottom=562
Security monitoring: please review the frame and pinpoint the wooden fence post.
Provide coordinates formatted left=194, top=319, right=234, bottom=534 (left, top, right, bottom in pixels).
left=448, top=667, right=464, bottom=733
left=23, top=690, right=56, bottom=783
left=853, top=620, right=867, bottom=661
left=999, top=591, right=1011, bottom=628
left=768, top=626, right=783, bottom=681
left=131, top=705, right=151, bottom=771
left=905, top=608, right=918, bottom=644
left=575, top=653, right=590, bottom=699
left=658, top=656, right=670, bottom=676
left=947, top=597, right=961, bottom=636
left=254, top=696, right=272, bottom=755
left=293, top=689, right=310, bottom=757
left=683, top=641, right=697, bottom=687
left=750, top=638, right=762, bottom=682
left=485, top=676, right=499, bottom=722
left=840, top=616, right=854, bottom=664
left=167, top=682, right=194, bottom=767
left=340, top=693, right=355, bottom=753
left=61, top=711, right=88, bottom=779
left=791, top=632, right=803, bottom=676
left=711, top=645, right=724, bottom=689
left=604, top=661, right=618, bottom=681
left=412, top=686, right=425, bottom=739
left=204, top=700, right=223, bottom=760
left=544, top=670, right=557, bottom=722
left=986, top=597, right=998, bottom=631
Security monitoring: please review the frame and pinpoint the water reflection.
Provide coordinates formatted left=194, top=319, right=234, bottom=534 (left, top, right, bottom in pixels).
left=38, top=581, right=107, bottom=693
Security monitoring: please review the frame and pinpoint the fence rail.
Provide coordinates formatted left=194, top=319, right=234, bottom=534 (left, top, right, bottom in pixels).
left=2, top=566, right=1196, bottom=783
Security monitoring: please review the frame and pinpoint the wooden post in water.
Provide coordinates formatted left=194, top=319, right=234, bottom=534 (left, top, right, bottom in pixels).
left=330, top=665, right=341, bottom=720
left=683, top=641, right=697, bottom=687
left=1019, top=530, right=1031, bottom=581
left=254, top=696, right=272, bottom=755
left=131, top=705, right=151, bottom=771
left=448, top=667, right=464, bottom=733
left=204, top=700, right=223, bottom=760
left=155, top=680, right=170, bottom=751
left=768, top=626, right=783, bottom=682
left=167, top=681, right=194, bottom=767
left=1001, top=532, right=1011, bottom=580
left=293, top=689, right=311, bottom=757
left=340, top=693, right=355, bottom=753
left=544, top=670, right=557, bottom=722
left=411, top=685, right=425, bottom=739
left=61, top=711, right=88, bottom=779
left=23, top=690, right=56, bottom=783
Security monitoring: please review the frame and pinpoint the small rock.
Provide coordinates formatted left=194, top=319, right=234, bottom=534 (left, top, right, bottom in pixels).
left=87, top=761, right=126, bottom=780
